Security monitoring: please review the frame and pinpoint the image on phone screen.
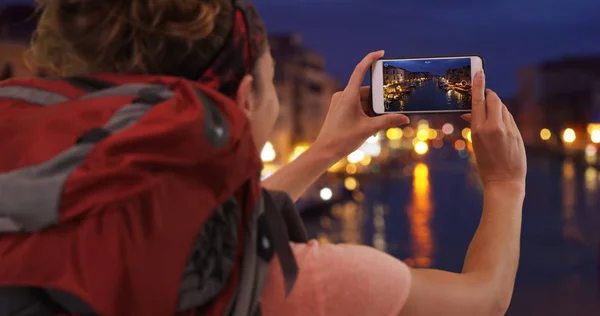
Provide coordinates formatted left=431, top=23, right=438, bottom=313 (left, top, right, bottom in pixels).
left=371, top=56, right=483, bottom=114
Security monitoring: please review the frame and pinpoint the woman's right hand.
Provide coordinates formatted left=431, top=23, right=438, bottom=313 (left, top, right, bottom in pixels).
left=463, top=70, right=527, bottom=192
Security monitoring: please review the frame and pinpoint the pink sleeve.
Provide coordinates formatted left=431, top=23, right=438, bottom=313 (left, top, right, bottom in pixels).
left=260, top=240, right=412, bottom=316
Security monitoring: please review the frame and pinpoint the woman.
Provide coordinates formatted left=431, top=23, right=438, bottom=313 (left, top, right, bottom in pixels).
left=25, top=0, right=526, bottom=315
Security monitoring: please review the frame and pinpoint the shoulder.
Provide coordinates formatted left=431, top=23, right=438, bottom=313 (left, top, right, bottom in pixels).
left=261, top=240, right=412, bottom=316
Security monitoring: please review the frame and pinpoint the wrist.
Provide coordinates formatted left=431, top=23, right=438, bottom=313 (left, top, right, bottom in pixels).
left=306, top=142, right=341, bottom=169
left=483, top=181, right=526, bottom=199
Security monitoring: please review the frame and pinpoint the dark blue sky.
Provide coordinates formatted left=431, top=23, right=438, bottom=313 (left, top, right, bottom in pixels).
left=386, top=58, right=471, bottom=76
left=252, top=0, right=600, bottom=97
left=6, top=0, right=600, bottom=97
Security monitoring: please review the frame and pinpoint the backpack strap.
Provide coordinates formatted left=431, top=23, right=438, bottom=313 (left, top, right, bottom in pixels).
left=0, top=85, right=70, bottom=106
left=260, top=189, right=300, bottom=296
left=0, top=76, right=115, bottom=107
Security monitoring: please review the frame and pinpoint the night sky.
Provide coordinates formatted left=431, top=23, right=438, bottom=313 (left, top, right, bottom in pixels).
left=386, top=58, right=471, bottom=76
left=5, top=0, right=600, bottom=97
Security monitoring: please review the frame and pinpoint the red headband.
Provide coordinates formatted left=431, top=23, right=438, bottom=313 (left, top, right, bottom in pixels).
left=197, top=0, right=266, bottom=96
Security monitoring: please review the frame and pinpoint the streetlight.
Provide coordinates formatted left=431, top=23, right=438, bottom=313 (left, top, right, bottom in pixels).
left=320, top=188, right=333, bottom=201
left=414, top=141, right=429, bottom=155
left=261, top=142, right=276, bottom=162
left=386, top=127, right=403, bottom=140
left=563, top=128, right=576, bottom=144
left=540, top=128, right=552, bottom=141
left=347, top=150, right=365, bottom=164
left=591, top=129, right=600, bottom=144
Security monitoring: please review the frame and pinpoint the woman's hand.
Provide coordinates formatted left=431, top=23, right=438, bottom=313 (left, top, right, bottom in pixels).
left=463, top=70, right=527, bottom=192
left=313, top=50, right=410, bottom=159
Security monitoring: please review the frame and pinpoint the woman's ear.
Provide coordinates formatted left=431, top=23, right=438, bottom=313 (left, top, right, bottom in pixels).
left=235, top=74, right=255, bottom=119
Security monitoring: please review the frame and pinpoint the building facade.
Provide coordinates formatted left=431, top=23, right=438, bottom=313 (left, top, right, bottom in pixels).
left=269, top=34, right=339, bottom=162
left=445, top=66, right=470, bottom=85
left=383, top=66, right=405, bottom=85
left=516, top=57, right=600, bottom=147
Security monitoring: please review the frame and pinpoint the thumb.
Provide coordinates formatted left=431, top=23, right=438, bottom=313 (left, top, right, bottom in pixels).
left=373, top=114, right=410, bottom=131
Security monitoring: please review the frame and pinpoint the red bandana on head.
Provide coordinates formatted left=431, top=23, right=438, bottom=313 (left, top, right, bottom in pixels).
left=197, top=0, right=266, bottom=97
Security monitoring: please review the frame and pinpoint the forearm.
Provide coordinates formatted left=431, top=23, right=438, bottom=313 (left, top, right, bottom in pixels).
left=462, top=182, right=524, bottom=308
left=262, top=145, right=338, bottom=202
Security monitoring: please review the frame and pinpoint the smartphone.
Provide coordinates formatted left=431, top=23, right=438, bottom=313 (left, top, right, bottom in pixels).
left=371, top=55, right=484, bottom=115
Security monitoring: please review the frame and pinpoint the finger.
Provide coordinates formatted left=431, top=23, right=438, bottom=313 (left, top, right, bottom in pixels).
left=485, top=89, right=503, bottom=124
left=506, top=107, right=520, bottom=134
left=331, top=91, right=342, bottom=105
left=471, top=70, right=486, bottom=124
left=508, top=111, right=518, bottom=130
left=347, top=50, right=385, bottom=90
left=360, top=86, right=371, bottom=100
left=461, top=114, right=472, bottom=122
left=372, top=113, right=410, bottom=131
left=501, top=103, right=511, bottom=126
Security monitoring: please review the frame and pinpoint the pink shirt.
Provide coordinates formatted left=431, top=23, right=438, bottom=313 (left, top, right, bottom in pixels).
left=260, top=240, right=412, bottom=316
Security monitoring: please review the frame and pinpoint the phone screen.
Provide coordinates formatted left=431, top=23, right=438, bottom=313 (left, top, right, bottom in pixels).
left=371, top=56, right=483, bottom=114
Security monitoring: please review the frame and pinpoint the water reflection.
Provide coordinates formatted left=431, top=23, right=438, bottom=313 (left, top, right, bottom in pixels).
left=373, top=204, right=387, bottom=252
left=584, top=167, right=598, bottom=207
left=328, top=201, right=363, bottom=244
left=561, top=160, right=583, bottom=242
left=404, top=163, right=435, bottom=268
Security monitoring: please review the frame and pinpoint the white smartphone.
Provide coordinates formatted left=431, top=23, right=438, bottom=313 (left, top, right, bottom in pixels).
left=371, top=55, right=484, bottom=115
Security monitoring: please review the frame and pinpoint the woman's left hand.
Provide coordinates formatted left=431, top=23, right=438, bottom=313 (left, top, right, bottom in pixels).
left=313, top=50, right=410, bottom=159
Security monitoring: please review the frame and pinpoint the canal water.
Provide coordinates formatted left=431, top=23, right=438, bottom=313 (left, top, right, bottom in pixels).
left=387, top=79, right=471, bottom=112
left=304, top=150, right=600, bottom=315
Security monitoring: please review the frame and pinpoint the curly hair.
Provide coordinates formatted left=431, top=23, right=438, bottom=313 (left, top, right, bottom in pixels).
left=25, top=0, right=237, bottom=78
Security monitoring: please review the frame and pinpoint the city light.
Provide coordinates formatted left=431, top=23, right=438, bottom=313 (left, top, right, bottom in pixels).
left=386, top=127, right=403, bottom=140
left=347, top=149, right=365, bottom=164
left=416, top=129, right=429, bottom=141
left=591, top=129, right=600, bottom=144
left=366, top=134, right=380, bottom=143
left=320, top=188, right=333, bottom=201
left=328, top=159, right=346, bottom=173
left=442, top=123, right=454, bottom=135
left=290, top=143, right=310, bottom=162
left=427, top=129, right=438, bottom=140
left=562, top=128, right=576, bottom=144
left=403, top=127, right=415, bottom=138
left=260, top=142, right=276, bottom=162
left=344, top=177, right=358, bottom=191
left=414, top=141, right=429, bottom=155
left=455, top=140, right=466, bottom=151
left=418, top=120, right=429, bottom=130
left=540, top=128, right=552, bottom=141
left=461, top=128, right=471, bottom=141
left=585, top=144, right=597, bottom=157
left=465, top=129, right=472, bottom=143
left=359, top=155, right=372, bottom=166
left=346, top=163, right=357, bottom=174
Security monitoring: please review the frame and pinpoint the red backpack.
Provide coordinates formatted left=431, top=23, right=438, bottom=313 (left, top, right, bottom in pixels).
left=0, top=75, right=305, bottom=316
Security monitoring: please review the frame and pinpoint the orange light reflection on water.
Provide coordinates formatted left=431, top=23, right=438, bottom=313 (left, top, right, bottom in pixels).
left=405, top=163, right=435, bottom=268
